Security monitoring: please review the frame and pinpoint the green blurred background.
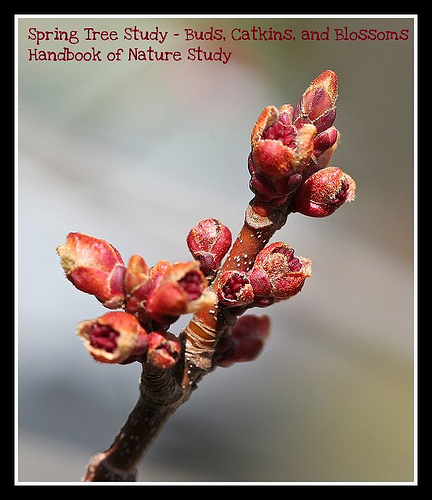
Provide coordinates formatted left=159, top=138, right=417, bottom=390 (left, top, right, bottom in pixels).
left=17, top=15, right=416, bottom=483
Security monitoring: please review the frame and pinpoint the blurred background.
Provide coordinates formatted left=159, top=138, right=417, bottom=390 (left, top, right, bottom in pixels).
left=16, top=16, right=416, bottom=484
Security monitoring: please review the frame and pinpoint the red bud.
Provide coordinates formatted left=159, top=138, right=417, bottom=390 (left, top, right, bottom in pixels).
left=291, top=166, right=356, bottom=217
left=124, top=254, right=153, bottom=322
left=77, top=311, right=148, bottom=364
left=187, top=218, right=232, bottom=277
left=216, top=314, right=270, bottom=367
left=57, top=232, right=126, bottom=309
left=249, top=242, right=311, bottom=300
left=293, top=70, right=338, bottom=132
left=146, top=261, right=215, bottom=324
left=251, top=105, right=316, bottom=181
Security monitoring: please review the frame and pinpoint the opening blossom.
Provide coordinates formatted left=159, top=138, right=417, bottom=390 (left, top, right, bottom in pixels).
left=57, top=232, right=126, bottom=309
left=145, top=261, right=215, bottom=325
left=249, top=242, right=312, bottom=303
left=77, top=311, right=148, bottom=364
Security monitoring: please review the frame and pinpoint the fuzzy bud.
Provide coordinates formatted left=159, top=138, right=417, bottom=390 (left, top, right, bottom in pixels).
left=291, top=166, right=356, bottom=218
left=187, top=218, right=232, bottom=278
left=57, top=232, right=126, bottom=309
left=251, top=105, right=316, bottom=182
left=293, top=70, right=338, bottom=133
left=313, top=126, right=339, bottom=159
left=293, top=70, right=341, bottom=166
left=249, top=242, right=311, bottom=301
left=216, top=314, right=271, bottom=367
left=146, top=261, right=216, bottom=325
left=77, top=311, right=148, bottom=364
left=146, top=331, right=181, bottom=369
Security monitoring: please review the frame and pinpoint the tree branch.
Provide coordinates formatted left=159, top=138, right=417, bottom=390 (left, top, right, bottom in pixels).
left=82, top=196, right=291, bottom=481
left=56, top=70, right=356, bottom=482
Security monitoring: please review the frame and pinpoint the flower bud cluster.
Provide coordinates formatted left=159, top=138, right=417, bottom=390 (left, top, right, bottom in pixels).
left=249, top=70, right=356, bottom=216
left=214, top=241, right=311, bottom=310
left=58, top=227, right=310, bottom=369
left=57, top=70, right=356, bottom=373
left=57, top=232, right=215, bottom=366
left=186, top=219, right=311, bottom=309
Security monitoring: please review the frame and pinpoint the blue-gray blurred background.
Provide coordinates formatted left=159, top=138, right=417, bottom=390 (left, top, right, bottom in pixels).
left=17, top=16, right=416, bottom=483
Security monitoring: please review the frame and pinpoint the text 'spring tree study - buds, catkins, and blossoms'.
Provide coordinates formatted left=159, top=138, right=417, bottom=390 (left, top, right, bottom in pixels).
left=57, top=70, right=356, bottom=482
